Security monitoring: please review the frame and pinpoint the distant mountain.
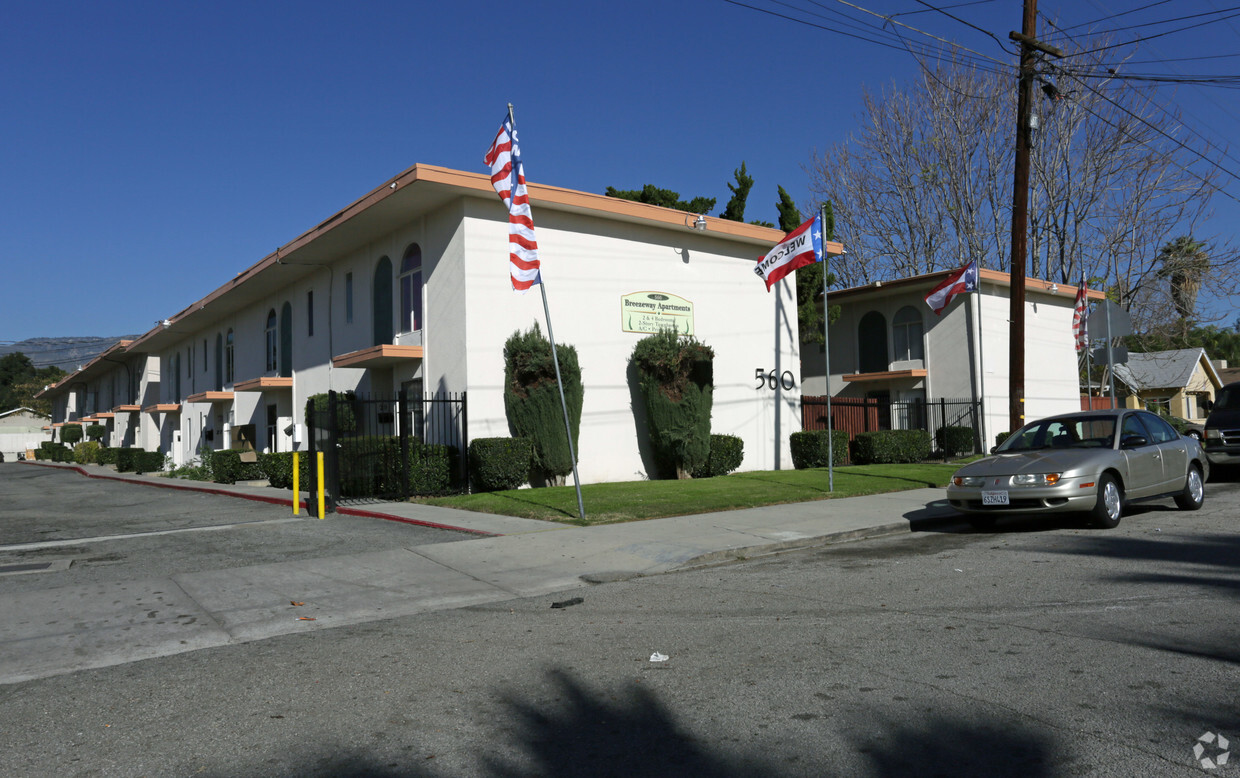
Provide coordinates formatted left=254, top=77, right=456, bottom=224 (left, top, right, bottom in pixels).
left=0, top=336, right=141, bottom=373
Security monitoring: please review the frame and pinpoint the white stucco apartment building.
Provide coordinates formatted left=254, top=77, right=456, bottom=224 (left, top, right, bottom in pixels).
left=800, top=267, right=1104, bottom=446
left=40, top=164, right=839, bottom=482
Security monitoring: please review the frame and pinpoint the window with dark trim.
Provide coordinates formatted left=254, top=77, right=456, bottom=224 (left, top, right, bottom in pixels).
left=858, top=311, right=888, bottom=373
left=345, top=272, right=354, bottom=324
left=892, top=306, right=924, bottom=362
left=400, top=244, right=423, bottom=332
left=307, top=290, right=314, bottom=337
left=265, top=309, right=278, bottom=372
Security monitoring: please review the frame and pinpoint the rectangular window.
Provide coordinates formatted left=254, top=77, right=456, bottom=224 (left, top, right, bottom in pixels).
left=307, top=290, right=315, bottom=336
left=203, top=339, right=208, bottom=372
left=345, top=272, right=354, bottom=324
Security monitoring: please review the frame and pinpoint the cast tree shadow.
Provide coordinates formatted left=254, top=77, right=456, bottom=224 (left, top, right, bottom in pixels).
left=851, top=713, right=1056, bottom=777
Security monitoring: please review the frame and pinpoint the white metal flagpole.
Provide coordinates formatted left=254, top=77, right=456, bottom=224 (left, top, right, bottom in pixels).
left=507, top=104, right=584, bottom=520
left=821, top=204, right=833, bottom=493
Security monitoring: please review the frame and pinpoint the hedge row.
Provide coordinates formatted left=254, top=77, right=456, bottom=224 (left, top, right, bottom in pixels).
left=789, top=430, right=850, bottom=469
left=116, top=448, right=166, bottom=474
left=468, top=437, right=533, bottom=492
left=852, top=430, right=932, bottom=464
left=204, top=450, right=266, bottom=485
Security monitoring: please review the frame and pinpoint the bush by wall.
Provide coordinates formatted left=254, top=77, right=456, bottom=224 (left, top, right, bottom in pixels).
left=85, top=424, right=107, bottom=442
left=133, top=450, right=166, bottom=474
left=115, top=448, right=139, bottom=472
left=206, top=449, right=266, bottom=485
left=97, top=446, right=118, bottom=465
left=789, top=430, right=850, bottom=469
left=258, top=452, right=312, bottom=490
left=409, top=443, right=456, bottom=495
left=935, top=426, right=975, bottom=458
left=503, top=323, right=583, bottom=487
left=73, top=441, right=101, bottom=465
left=852, top=429, right=932, bottom=464
left=60, top=425, right=83, bottom=445
left=305, top=391, right=358, bottom=433
left=631, top=330, right=714, bottom=479
left=691, top=434, right=745, bottom=478
left=335, top=436, right=458, bottom=497
left=469, top=437, right=533, bottom=492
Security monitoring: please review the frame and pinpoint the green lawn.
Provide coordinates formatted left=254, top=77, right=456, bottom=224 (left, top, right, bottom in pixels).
left=417, top=462, right=960, bottom=526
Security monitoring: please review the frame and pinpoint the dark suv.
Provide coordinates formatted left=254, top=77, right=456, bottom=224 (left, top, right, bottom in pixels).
left=1204, top=381, right=1240, bottom=465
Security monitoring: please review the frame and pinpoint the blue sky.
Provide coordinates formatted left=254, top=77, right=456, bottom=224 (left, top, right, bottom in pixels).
left=2, top=0, right=1237, bottom=344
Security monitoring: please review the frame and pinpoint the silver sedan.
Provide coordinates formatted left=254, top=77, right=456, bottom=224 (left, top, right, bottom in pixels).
left=946, top=409, right=1209, bottom=529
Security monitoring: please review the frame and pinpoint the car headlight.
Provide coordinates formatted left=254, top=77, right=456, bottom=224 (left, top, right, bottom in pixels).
left=953, top=476, right=984, bottom=487
left=1206, top=428, right=1221, bottom=440
left=1011, top=473, right=1061, bottom=486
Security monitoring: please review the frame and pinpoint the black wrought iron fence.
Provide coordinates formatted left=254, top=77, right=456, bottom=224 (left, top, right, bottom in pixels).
left=306, top=390, right=467, bottom=509
left=801, top=396, right=983, bottom=460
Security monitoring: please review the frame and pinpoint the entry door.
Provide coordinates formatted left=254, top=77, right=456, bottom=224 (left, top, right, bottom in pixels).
left=266, top=404, right=278, bottom=452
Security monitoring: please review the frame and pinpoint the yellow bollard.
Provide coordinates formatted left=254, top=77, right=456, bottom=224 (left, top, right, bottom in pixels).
left=292, top=451, right=300, bottom=516
left=316, top=451, right=326, bottom=519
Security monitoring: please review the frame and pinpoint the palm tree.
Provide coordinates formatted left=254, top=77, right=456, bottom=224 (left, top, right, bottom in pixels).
left=1157, top=236, right=1209, bottom=321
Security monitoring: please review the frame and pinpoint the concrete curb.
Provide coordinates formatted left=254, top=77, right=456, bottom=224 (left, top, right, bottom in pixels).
left=18, top=460, right=497, bottom=536
left=673, top=520, right=919, bottom=570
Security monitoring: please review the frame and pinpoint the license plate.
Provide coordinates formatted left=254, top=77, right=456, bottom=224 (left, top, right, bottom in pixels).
left=981, top=490, right=1010, bottom=506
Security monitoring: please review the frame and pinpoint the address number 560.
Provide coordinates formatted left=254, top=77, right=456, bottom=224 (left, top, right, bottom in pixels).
left=755, top=369, right=796, bottom=391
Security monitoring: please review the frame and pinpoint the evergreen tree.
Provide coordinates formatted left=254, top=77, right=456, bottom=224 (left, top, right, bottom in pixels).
left=605, top=184, right=715, bottom=215
left=503, top=323, right=583, bottom=487
left=784, top=193, right=838, bottom=345
left=719, top=162, right=754, bottom=222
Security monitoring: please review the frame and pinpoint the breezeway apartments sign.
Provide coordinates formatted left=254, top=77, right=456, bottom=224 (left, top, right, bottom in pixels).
left=621, top=292, right=694, bottom=336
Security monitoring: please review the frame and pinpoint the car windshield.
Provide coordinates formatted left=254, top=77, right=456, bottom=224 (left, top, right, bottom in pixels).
left=998, top=416, right=1116, bottom=451
left=1216, top=386, right=1240, bottom=411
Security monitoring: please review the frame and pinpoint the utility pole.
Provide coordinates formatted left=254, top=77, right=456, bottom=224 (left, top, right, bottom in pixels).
left=1006, top=0, right=1061, bottom=434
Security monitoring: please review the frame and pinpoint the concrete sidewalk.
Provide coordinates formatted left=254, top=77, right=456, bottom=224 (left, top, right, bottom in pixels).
left=3, top=462, right=963, bottom=683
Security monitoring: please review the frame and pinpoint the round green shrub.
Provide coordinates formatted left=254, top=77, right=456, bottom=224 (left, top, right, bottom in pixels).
left=60, top=425, right=83, bottom=445
left=469, top=437, right=533, bottom=492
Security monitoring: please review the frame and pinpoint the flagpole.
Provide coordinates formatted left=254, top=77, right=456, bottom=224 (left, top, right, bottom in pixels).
left=821, top=204, right=833, bottom=493
left=973, top=277, right=987, bottom=452
left=508, top=104, right=584, bottom=520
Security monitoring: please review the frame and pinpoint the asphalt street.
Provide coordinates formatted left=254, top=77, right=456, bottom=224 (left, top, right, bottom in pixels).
left=1, top=463, right=1238, bottom=776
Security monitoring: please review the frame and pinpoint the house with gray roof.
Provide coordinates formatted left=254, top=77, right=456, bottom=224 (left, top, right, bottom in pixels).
left=1112, top=348, right=1222, bottom=422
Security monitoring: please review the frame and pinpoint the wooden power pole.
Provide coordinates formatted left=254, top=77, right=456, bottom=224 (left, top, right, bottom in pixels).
left=1006, top=0, right=1038, bottom=434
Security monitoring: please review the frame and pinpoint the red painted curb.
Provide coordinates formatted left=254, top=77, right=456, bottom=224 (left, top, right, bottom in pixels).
left=19, top=460, right=495, bottom=536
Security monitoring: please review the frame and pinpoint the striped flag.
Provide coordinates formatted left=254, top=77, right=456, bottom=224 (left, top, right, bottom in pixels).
left=754, top=213, right=823, bottom=291
left=1072, top=277, right=1089, bottom=351
left=924, top=260, right=978, bottom=315
left=484, top=112, right=541, bottom=292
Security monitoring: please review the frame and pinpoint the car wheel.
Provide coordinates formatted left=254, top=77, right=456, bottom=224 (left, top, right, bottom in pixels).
left=1174, top=465, right=1205, bottom=511
left=1090, top=473, right=1124, bottom=529
left=1188, top=430, right=1203, bottom=441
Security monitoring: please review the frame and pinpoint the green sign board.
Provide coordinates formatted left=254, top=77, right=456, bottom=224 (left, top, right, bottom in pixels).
left=621, top=291, right=695, bottom=336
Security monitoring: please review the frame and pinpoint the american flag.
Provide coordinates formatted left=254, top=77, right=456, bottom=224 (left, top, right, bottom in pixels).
left=1072, top=277, right=1089, bottom=351
left=484, top=112, right=541, bottom=292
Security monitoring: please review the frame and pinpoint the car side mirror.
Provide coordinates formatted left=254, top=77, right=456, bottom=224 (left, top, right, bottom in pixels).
left=1121, top=434, right=1147, bottom=449
left=990, top=446, right=998, bottom=454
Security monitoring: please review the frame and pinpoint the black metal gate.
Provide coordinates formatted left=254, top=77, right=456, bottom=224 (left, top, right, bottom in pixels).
left=306, top=390, right=467, bottom=509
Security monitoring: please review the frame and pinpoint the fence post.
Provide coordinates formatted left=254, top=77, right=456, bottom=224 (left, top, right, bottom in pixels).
left=398, top=389, right=410, bottom=501
left=460, top=390, right=469, bottom=490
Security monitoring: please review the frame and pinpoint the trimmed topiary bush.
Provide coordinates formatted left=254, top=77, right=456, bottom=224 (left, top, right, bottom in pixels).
left=85, top=424, right=107, bottom=442
left=631, top=330, right=714, bottom=479
left=409, top=443, right=456, bottom=495
left=852, top=430, right=932, bottom=464
left=503, top=323, right=583, bottom=487
left=691, top=434, right=745, bottom=478
left=60, top=425, right=83, bottom=445
left=935, top=426, right=975, bottom=458
left=205, top=450, right=266, bottom=484
left=469, top=437, right=533, bottom=492
left=74, top=441, right=101, bottom=465
left=789, top=429, right=850, bottom=468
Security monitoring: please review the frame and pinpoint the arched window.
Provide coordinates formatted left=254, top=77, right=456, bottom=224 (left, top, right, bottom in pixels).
left=265, top=309, right=278, bottom=372
left=373, top=255, right=394, bottom=345
left=279, top=301, right=293, bottom=378
left=858, top=311, right=888, bottom=374
left=214, top=333, right=223, bottom=391
left=225, top=329, right=235, bottom=384
left=892, top=306, right=924, bottom=362
left=400, top=244, right=423, bottom=333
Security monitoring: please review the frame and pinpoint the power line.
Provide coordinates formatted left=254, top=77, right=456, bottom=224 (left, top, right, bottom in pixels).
left=1053, top=0, right=1175, bottom=33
